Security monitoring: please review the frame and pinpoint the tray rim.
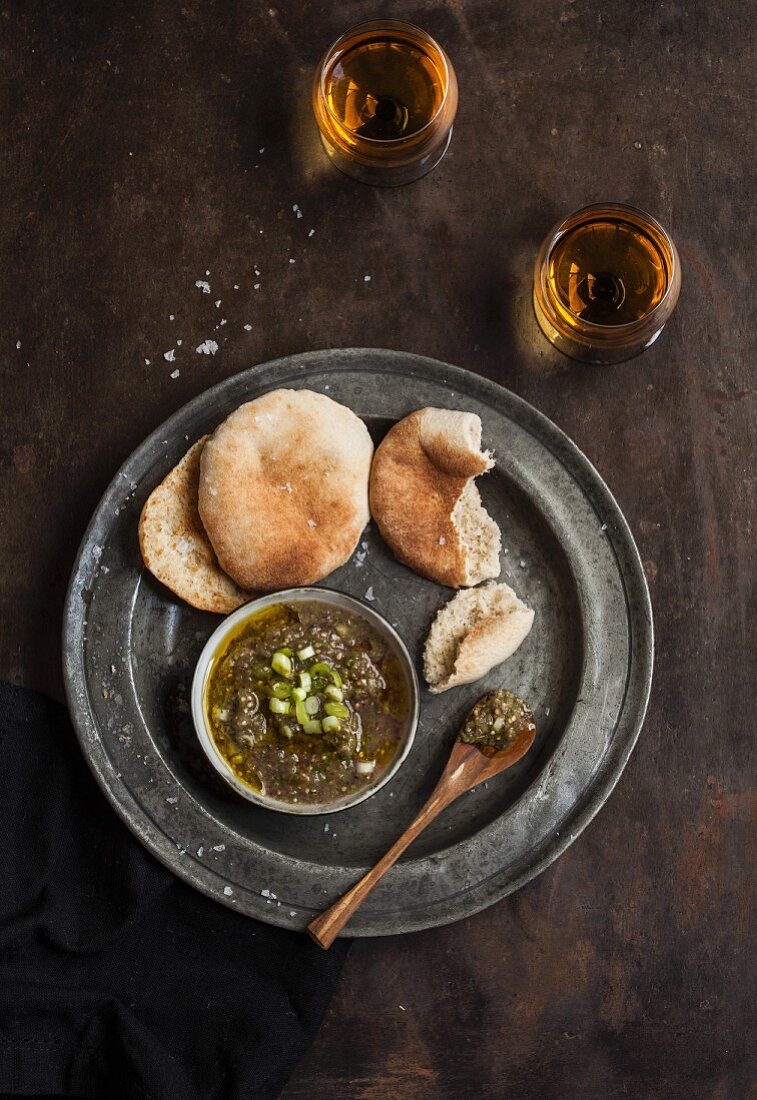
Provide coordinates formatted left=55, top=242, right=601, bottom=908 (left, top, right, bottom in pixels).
left=62, top=347, right=653, bottom=936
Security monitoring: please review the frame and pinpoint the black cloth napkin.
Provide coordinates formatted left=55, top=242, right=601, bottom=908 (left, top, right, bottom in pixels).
left=0, top=683, right=349, bottom=1100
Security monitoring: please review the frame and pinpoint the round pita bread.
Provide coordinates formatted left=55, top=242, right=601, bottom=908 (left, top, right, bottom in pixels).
left=138, top=438, right=251, bottom=613
left=369, top=408, right=501, bottom=587
left=198, top=389, right=373, bottom=590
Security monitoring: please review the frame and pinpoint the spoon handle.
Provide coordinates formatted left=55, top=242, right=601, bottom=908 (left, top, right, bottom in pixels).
left=307, top=783, right=457, bottom=949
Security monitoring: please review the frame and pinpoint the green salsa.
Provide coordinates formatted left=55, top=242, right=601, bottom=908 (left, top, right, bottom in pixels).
left=205, top=602, right=409, bottom=805
left=460, top=689, right=535, bottom=751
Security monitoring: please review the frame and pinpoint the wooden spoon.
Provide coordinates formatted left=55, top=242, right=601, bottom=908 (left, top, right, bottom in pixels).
left=307, top=690, right=536, bottom=948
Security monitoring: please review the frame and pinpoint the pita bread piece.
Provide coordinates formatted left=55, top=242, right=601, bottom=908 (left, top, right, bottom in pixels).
left=198, top=389, right=374, bottom=591
left=138, top=438, right=251, bottom=613
left=369, top=407, right=501, bottom=587
left=423, top=582, right=535, bottom=693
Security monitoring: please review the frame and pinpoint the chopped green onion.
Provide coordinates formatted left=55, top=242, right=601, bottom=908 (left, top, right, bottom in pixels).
left=310, top=661, right=342, bottom=687
left=272, top=681, right=292, bottom=699
left=291, top=686, right=307, bottom=702
left=322, top=715, right=340, bottom=733
left=269, top=697, right=290, bottom=715
left=298, top=670, right=312, bottom=693
left=297, top=644, right=315, bottom=661
left=303, top=719, right=322, bottom=735
left=279, top=646, right=293, bottom=657
left=324, top=701, right=349, bottom=720
left=295, top=700, right=309, bottom=726
left=312, top=676, right=328, bottom=692
left=271, top=651, right=292, bottom=678
left=281, top=725, right=294, bottom=739
left=325, top=684, right=343, bottom=703
left=304, top=695, right=320, bottom=716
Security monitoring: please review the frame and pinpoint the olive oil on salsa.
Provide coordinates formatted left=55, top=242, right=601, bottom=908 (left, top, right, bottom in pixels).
left=205, top=602, right=409, bottom=806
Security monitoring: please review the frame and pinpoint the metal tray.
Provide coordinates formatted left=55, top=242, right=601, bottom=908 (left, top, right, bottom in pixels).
left=63, top=348, right=653, bottom=937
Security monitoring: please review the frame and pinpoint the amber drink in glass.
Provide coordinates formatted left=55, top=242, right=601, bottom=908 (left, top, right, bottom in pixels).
left=312, top=20, right=458, bottom=186
left=533, top=203, right=681, bottom=363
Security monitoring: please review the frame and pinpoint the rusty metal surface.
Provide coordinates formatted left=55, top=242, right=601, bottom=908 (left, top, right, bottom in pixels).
left=0, top=0, right=753, bottom=1096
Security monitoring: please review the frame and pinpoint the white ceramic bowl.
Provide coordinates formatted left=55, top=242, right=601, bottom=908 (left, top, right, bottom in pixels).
left=190, top=587, right=420, bottom=815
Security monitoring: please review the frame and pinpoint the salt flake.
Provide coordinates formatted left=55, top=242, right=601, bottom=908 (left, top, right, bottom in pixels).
left=223, top=886, right=233, bottom=896
left=195, top=280, right=211, bottom=293
left=196, top=340, right=219, bottom=356
left=163, top=349, right=176, bottom=362
left=170, top=369, right=180, bottom=379
left=364, top=586, right=375, bottom=602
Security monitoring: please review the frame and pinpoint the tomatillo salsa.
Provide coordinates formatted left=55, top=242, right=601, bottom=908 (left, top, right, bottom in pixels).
left=205, top=602, right=410, bottom=805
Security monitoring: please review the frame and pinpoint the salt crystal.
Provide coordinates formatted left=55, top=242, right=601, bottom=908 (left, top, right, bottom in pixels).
left=307, top=519, right=317, bottom=528
left=223, top=886, right=233, bottom=896
left=288, top=258, right=296, bottom=264
left=289, top=910, right=297, bottom=917
left=308, top=229, right=315, bottom=237
left=212, top=843, right=226, bottom=852
left=164, top=349, right=176, bottom=362
left=282, top=482, right=292, bottom=493
left=324, top=823, right=330, bottom=832
left=364, top=586, right=375, bottom=601
left=205, top=269, right=210, bottom=276
left=439, top=536, right=446, bottom=545
left=166, top=796, right=178, bottom=804
left=195, top=280, right=210, bottom=293
left=601, top=523, right=608, bottom=531
left=233, top=283, right=240, bottom=289
left=259, top=147, right=265, bottom=154
left=214, top=299, right=222, bottom=308
left=545, top=706, right=550, bottom=716
left=364, top=274, right=371, bottom=282
left=144, top=358, right=151, bottom=365
left=16, top=340, right=21, bottom=349
left=197, top=846, right=204, bottom=857
left=196, top=339, right=219, bottom=356
left=261, top=888, right=277, bottom=899
left=170, top=369, right=180, bottom=379
left=219, top=319, right=227, bottom=326
left=176, top=339, right=182, bottom=346
left=519, top=559, right=527, bottom=568
left=169, top=314, right=175, bottom=320
left=292, top=203, right=302, bottom=218
left=253, top=283, right=260, bottom=290
left=254, top=266, right=260, bottom=276
left=244, top=323, right=253, bottom=331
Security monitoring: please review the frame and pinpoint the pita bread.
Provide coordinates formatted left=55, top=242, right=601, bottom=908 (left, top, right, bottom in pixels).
left=369, top=408, right=501, bottom=587
left=423, top=582, right=535, bottom=693
left=198, top=389, right=373, bottom=590
left=138, top=438, right=251, bottom=613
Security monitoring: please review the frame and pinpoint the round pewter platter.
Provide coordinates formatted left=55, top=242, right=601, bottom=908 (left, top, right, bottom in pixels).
left=63, top=348, right=653, bottom=937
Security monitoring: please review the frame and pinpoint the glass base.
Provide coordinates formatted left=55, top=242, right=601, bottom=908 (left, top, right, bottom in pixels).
left=533, top=287, right=667, bottom=365
left=319, top=126, right=453, bottom=187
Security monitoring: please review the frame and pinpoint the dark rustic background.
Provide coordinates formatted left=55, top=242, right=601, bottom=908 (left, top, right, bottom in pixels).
left=1, top=1, right=754, bottom=1097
